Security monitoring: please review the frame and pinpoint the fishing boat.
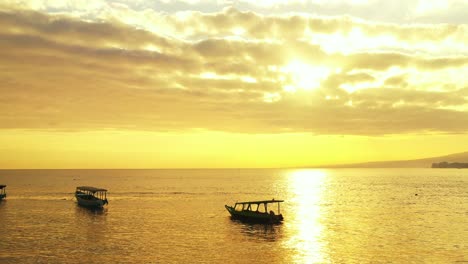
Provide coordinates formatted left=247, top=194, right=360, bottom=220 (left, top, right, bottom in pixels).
left=75, top=186, right=108, bottom=208
left=0, top=185, right=6, bottom=200
left=225, top=199, right=284, bottom=223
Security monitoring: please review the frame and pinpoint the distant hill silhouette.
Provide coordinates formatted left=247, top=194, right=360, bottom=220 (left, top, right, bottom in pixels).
left=431, top=161, right=468, bottom=168
left=323, top=151, right=468, bottom=168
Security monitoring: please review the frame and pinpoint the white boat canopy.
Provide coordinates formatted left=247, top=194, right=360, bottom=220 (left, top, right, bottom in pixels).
left=76, top=186, right=107, bottom=193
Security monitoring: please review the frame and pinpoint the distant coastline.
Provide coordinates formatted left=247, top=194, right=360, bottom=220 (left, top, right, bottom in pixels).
left=432, top=162, right=468, bottom=169
left=315, top=151, right=468, bottom=168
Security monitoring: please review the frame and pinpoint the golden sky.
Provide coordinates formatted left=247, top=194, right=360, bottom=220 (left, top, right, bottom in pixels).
left=1, top=0, right=468, bottom=168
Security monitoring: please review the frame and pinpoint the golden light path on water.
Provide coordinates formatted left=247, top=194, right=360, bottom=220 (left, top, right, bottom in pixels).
left=285, top=169, right=328, bottom=263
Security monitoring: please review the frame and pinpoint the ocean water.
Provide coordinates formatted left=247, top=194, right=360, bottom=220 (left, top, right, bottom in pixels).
left=0, top=168, right=466, bottom=263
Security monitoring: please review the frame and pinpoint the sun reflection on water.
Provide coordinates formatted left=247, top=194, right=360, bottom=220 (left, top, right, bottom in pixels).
left=285, top=169, right=327, bottom=263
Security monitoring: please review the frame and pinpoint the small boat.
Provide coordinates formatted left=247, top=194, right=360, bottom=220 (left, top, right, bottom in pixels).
left=225, top=199, right=284, bottom=223
left=0, top=185, right=6, bottom=200
left=75, top=186, right=108, bottom=208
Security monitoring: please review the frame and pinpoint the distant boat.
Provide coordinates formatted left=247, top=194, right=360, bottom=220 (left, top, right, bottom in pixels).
left=0, top=185, right=6, bottom=200
left=225, top=199, right=284, bottom=224
left=75, top=186, right=108, bottom=208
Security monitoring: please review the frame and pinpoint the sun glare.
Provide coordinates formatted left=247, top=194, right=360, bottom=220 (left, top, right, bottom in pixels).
left=286, top=169, right=327, bottom=263
left=282, top=61, right=331, bottom=91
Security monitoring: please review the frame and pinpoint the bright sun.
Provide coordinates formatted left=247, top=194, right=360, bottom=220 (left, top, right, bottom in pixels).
left=282, top=60, right=333, bottom=91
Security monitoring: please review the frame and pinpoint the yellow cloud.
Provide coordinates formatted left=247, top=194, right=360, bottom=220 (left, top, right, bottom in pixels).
left=0, top=8, right=467, bottom=137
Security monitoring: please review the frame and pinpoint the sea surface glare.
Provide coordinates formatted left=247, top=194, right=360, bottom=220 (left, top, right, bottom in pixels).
left=0, top=168, right=466, bottom=263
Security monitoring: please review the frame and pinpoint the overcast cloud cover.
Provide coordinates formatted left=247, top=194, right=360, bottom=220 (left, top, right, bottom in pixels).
left=1, top=0, right=467, bottom=135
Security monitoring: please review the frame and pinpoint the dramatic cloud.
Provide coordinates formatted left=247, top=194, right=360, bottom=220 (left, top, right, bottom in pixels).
left=0, top=3, right=467, bottom=135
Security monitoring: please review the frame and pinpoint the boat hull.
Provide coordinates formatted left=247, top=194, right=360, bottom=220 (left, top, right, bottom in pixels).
left=225, top=205, right=283, bottom=224
left=76, top=195, right=107, bottom=208
left=0, top=194, right=5, bottom=200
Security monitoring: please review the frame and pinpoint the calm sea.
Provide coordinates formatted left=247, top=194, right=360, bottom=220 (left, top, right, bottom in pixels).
left=0, top=168, right=466, bottom=263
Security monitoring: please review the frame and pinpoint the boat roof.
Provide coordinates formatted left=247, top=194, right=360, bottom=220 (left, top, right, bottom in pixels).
left=235, top=199, right=284, bottom=205
left=76, top=186, right=107, bottom=192
left=0, top=185, right=6, bottom=189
